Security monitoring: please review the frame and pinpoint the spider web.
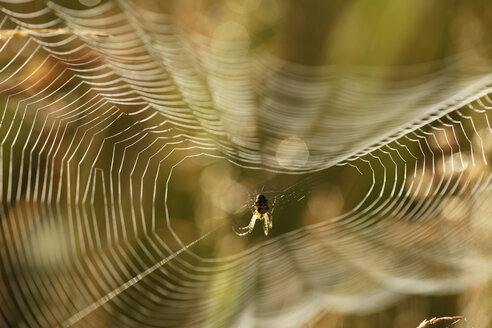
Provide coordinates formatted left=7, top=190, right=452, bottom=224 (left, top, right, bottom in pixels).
left=0, top=1, right=491, bottom=327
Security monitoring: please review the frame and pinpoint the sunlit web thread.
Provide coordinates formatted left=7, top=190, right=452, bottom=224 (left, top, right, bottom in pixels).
left=0, top=1, right=491, bottom=328
left=61, top=227, right=219, bottom=327
left=48, top=0, right=492, bottom=172
left=245, top=160, right=364, bottom=208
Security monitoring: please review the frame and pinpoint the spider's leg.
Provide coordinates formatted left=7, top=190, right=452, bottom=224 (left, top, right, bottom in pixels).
left=235, top=215, right=255, bottom=231
left=269, top=197, right=276, bottom=229
left=271, top=196, right=277, bottom=214
left=247, top=202, right=255, bottom=214
left=263, top=214, right=270, bottom=236
left=233, top=213, right=258, bottom=236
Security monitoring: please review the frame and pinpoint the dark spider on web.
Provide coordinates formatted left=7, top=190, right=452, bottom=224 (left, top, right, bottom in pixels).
left=233, top=194, right=276, bottom=236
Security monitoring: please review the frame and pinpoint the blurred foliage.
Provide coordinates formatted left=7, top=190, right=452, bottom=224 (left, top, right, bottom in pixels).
left=0, top=0, right=491, bottom=327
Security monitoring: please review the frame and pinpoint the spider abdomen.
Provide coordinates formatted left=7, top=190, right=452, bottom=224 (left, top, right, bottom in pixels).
left=255, top=194, right=269, bottom=214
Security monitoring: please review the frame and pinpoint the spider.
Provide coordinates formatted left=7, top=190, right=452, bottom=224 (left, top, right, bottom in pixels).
left=233, top=194, right=276, bottom=236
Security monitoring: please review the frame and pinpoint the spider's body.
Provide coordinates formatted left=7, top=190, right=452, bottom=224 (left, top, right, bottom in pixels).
left=254, top=194, right=269, bottom=215
left=234, top=194, right=276, bottom=236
